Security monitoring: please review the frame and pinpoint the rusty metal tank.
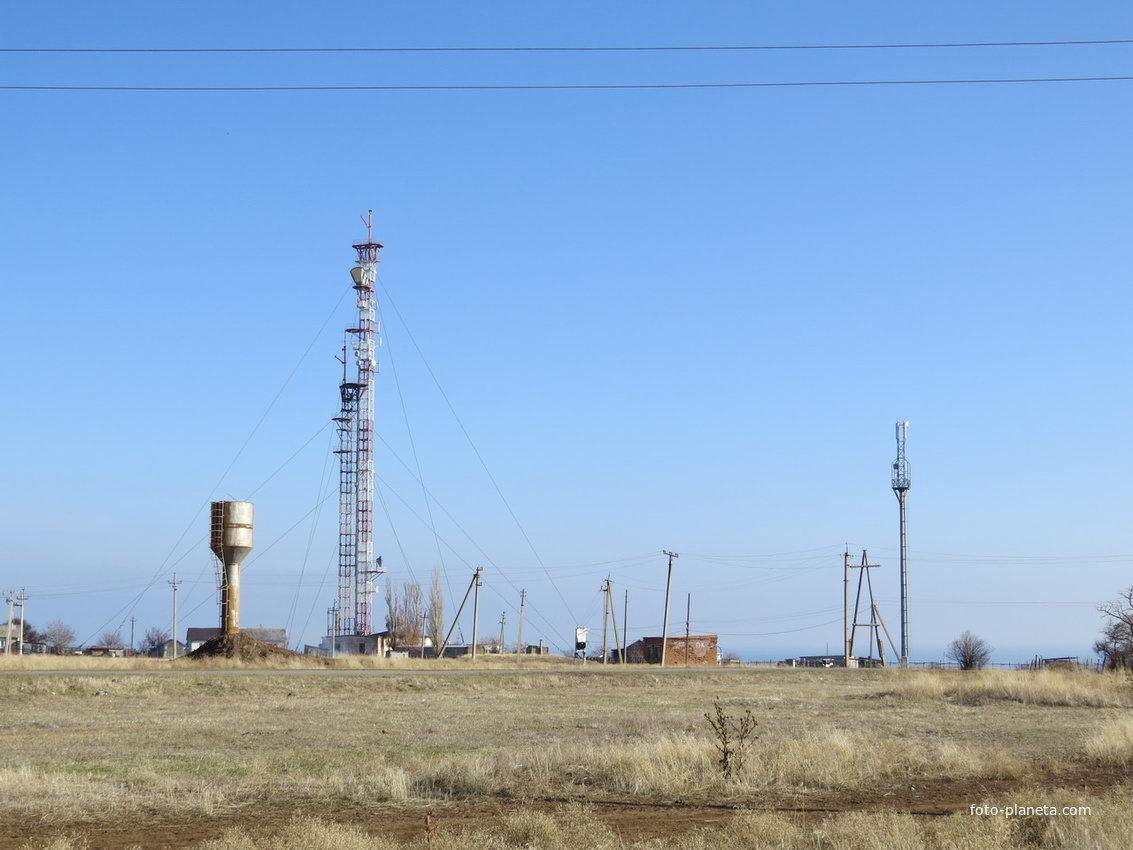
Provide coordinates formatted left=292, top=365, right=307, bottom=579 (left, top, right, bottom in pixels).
left=210, top=501, right=253, bottom=635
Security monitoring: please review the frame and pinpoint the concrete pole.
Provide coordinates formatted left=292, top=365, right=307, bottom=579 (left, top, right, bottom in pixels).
left=843, top=549, right=851, bottom=667
left=607, top=582, right=623, bottom=664
left=661, top=551, right=678, bottom=667
left=471, top=567, right=482, bottom=661
left=170, top=574, right=180, bottom=659
left=17, top=590, right=25, bottom=655
left=601, top=580, right=610, bottom=664
left=3, top=594, right=13, bottom=655
left=516, top=590, right=525, bottom=658
left=685, top=593, right=691, bottom=666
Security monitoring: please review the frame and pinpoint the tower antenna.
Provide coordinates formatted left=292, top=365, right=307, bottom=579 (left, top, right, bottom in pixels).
left=891, top=421, right=911, bottom=665
left=335, top=213, right=385, bottom=639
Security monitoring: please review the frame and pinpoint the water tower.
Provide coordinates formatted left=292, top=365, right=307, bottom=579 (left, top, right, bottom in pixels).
left=210, top=501, right=254, bottom=635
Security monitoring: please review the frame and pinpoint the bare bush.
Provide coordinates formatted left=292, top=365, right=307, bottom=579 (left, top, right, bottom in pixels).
left=946, top=630, right=993, bottom=670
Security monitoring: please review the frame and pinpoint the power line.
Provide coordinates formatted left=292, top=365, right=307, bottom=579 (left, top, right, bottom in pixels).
left=4, top=39, right=1132, bottom=53
left=5, top=76, right=1132, bottom=92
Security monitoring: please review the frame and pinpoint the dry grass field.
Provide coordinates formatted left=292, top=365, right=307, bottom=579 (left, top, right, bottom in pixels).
left=1, top=655, right=1131, bottom=849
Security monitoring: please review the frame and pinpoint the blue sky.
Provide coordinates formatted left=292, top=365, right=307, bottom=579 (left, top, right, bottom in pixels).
left=2, top=2, right=1131, bottom=662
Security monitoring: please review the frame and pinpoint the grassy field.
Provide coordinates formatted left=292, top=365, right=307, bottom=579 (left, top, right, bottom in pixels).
left=1, top=656, right=1131, bottom=848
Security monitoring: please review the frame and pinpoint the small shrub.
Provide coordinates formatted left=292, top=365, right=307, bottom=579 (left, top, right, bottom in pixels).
left=704, top=699, right=758, bottom=780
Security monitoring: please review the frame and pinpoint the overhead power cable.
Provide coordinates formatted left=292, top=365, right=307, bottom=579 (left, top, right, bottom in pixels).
left=5, top=76, right=1133, bottom=92
left=4, top=38, right=1132, bottom=53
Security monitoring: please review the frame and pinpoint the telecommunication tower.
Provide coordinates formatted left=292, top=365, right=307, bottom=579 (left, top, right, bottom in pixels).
left=334, top=212, right=385, bottom=636
left=891, top=421, right=911, bottom=665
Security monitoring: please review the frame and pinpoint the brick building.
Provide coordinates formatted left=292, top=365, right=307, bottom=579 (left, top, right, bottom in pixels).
left=624, top=635, right=719, bottom=666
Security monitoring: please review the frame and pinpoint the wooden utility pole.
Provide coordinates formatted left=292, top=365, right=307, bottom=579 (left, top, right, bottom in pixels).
left=847, top=550, right=898, bottom=665
left=660, top=551, right=678, bottom=667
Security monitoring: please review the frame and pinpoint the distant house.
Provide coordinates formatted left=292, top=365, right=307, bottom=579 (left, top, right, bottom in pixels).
left=86, top=645, right=126, bottom=658
left=186, top=627, right=289, bottom=652
left=623, top=635, right=720, bottom=666
left=0, top=622, right=45, bottom=655
left=303, top=631, right=393, bottom=657
left=152, top=639, right=190, bottom=659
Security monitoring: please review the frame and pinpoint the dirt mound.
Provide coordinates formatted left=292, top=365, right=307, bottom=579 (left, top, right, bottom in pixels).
left=187, top=632, right=298, bottom=663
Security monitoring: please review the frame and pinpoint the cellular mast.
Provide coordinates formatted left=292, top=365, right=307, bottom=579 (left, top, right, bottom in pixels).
left=334, top=212, right=384, bottom=638
left=891, top=421, right=911, bottom=666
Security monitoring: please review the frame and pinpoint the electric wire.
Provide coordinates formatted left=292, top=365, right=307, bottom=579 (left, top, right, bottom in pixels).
left=375, top=292, right=451, bottom=599
left=285, top=426, right=337, bottom=644
left=6, top=76, right=1133, bottom=92
left=5, top=38, right=1132, bottom=53
left=376, top=284, right=578, bottom=626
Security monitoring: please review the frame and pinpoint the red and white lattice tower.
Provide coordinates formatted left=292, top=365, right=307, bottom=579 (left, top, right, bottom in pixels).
left=335, top=212, right=384, bottom=636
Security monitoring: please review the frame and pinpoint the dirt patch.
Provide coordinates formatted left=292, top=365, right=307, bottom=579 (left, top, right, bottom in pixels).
left=186, top=632, right=302, bottom=663
left=7, top=766, right=1131, bottom=850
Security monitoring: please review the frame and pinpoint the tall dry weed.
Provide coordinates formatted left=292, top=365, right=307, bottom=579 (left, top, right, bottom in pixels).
left=1083, top=714, right=1133, bottom=766
left=891, top=669, right=1130, bottom=708
left=757, top=726, right=1022, bottom=790
left=197, top=815, right=401, bottom=850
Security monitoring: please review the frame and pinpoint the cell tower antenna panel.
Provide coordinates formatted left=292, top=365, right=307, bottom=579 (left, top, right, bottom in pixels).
left=892, top=420, right=911, bottom=492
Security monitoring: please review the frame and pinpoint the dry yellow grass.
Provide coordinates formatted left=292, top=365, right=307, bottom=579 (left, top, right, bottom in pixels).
left=3, top=661, right=1131, bottom=848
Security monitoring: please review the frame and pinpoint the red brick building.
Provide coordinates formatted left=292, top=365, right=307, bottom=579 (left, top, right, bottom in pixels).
left=624, top=635, right=719, bottom=666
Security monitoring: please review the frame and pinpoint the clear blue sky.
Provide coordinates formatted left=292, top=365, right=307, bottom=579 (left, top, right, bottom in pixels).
left=2, top=2, right=1131, bottom=662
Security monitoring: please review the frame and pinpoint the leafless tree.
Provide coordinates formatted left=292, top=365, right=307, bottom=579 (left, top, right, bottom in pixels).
left=99, top=629, right=123, bottom=648
left=1095, top=586, right=1133, bottom=671
left=427, top=568, right=445, bottom=653
left=42, top=620, right=76, bottom=655
left=143, top=626, right=170, bottom=656
left=946, top=630, right=993, bottom=670
left=385, top=580, right=424, bottom=647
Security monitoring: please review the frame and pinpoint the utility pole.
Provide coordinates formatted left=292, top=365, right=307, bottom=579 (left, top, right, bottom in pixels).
left=684, top=593, right=691, bottom=666
left=660, top=551, right=678, bottom=667
left=327, top=605, right=339, bottom=659
left=3, top=592, right=13, bottom=655
left=16, top=590, right=26, bottom=655
left=843, top=548, right=851, bottom=667
left=515, top=589, right=526, bottom=658
left=892, top=421, right=911, bottom=666
left=471, top=567, right=483, bottom=661
left=623, top=588, right=629, bottom=662
left=437, top=567, right=482, bottom=659
left=602, top=579, right=623, bottom=664
left=601, top=579, right=610, bottom=664
left=498, top=611, right=506, bottom=654
left=169, top=574, right=181, bottom=659
left=130, top=616, right=136, bottom=656
left=847, top=550, right=898, bottom=665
